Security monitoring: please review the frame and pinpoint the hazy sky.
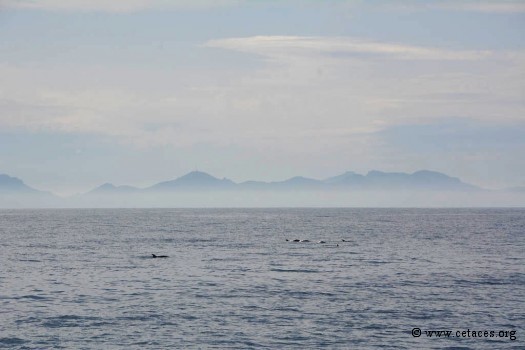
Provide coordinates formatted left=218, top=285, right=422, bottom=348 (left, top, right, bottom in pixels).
left=1, top=0, right=524, bottom=195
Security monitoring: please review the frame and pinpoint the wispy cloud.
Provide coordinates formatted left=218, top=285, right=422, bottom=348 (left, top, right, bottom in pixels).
left=1, top=0, right=244, bottom=13
left=4, top=0, right=525, bottom=14
left=435, top=1, right=525, bottom=14
left=379, top=1, right=525, bottom=14
left=1, top=35, right=523, bottom=153
left=206, top=36, right=494, bottom=61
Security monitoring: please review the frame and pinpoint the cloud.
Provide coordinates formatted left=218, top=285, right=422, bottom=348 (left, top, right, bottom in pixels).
left=206, top=36, right=494, bottom=61
left=435, top=1, right=525, bottom=14
left=0, top=0, right=244, bottom=13
left=1, top=35, right=523, bottom=154
left=204, top=36, right=525, bottom=124
left=379, top=1, right=525, bottom=14
left=4, top=0, right=525, bottom=14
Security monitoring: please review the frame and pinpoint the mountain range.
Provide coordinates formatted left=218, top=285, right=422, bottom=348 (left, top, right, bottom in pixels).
left=1, top=169, right=483, bottom=195
left=1, top=170, right=523, bottom=208
left=85, top=169, right=479, bottom=195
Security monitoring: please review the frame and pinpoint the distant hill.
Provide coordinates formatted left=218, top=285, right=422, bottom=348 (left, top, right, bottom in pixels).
left=319, top=170, right=479, bottom=190
left=323, top=171, right=366, bottom=186
left=240, top=176, right=323, bottom=190
left=86, top=183, right=140, bottom=195
left=147, top=171, right=235, bottom=191
left=0, top=173, right=59, bottom=208
left=0, top=174, right=44, bottom=193
left=273, top=176, right=323, bottom=189
left=339, top=170, right=480, bottom=190
left=230, top=170, right=477, bottom=191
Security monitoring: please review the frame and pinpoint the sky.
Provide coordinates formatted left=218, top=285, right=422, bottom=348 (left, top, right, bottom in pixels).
left=0, top=0, right=524, bottom=195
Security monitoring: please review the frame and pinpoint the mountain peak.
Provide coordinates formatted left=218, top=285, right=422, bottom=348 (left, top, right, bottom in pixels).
left=367, top=170, right=405, bottom=177
left=323, top=171, right=365, bottom=185
left=87, top=183, right=139, bottom=195
left=178, top=171, right=220, bottom=181
left=99, top=183, right=116, bottom=189
left=0, top=173, right=38, bottom=193
left=149, top=171, right=235, bottom=190
left=0, top=173, right=25, bottom=186
left=278, top=176, right=322, bottom=186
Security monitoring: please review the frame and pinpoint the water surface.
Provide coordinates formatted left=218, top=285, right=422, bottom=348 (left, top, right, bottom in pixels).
left=0, top=208, right=523, bottom=349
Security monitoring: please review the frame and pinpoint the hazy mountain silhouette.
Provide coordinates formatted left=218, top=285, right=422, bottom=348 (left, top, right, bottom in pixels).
left=323, top=171, right=366, bottom=186
left=0, top=170, right=486, bottom=195
left=86, top=183, right=140, bottom=195
left=239, top=176, right=323, bottom=190
left=0, top=174, right=48, bottom=194
left=274, top=176, right=323, bottom=189
left=2, top=169, right=523, bottom=208
left=0, top=173, right=58, bottom=208
left=147, top=171, right=235, bottom=191
left=0, top=174, right=38, bottom=193
left=321, top=170, right=477, bottom=190
left=238, top=170, right=476, bottom=191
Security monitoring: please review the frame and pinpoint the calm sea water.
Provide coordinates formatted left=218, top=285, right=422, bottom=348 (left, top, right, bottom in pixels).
left=0, top=208, right=523, bottom=349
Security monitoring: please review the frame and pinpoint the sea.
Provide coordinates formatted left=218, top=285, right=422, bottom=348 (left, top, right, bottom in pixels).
left=0, top=208, right=523, bottom=349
